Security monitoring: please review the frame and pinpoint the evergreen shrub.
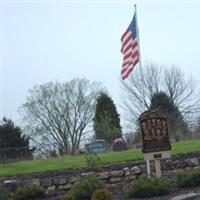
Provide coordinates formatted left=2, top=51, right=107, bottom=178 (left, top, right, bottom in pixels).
left=68, top=175, right=104, bottom=200
left=176, top=169, right=200, bottom=187
left=128, top=177, right=171, bottom=198
left=91, top=189, right=113, bottom=200
left=12, top=184, right=45, bottom=200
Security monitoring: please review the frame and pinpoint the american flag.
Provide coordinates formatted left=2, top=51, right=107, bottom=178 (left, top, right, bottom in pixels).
left=121, top=12, right=140, bottom=80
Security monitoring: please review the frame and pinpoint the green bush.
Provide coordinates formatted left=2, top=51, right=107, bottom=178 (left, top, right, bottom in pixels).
left=128, top=177, right=171, bottom=198
left=85, top=153, right=101, bottom=168
left=12, top=184, right=46, bottom=200
left=91, top=189, right=113, bottom=200
left=176, top=169, right=200, bottom=188
left=0, top=190, right=10, bottom=200
left=69, top=175, right=104, bottom=200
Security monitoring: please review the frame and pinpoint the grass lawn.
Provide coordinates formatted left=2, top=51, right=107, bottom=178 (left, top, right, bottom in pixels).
left=0, top=139, right=200, bottom=177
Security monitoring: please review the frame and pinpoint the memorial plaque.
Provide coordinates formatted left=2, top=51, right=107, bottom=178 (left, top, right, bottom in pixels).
left=139, top=109, right=171, bottom=154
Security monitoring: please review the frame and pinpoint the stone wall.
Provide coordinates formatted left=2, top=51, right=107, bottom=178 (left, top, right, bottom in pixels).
left=1, top=152, right=200, bottom=197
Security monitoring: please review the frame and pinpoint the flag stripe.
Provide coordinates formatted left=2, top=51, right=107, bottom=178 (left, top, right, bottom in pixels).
left=121, top=29, right=129, bottom=41
left=121, top=33, right=132, bottom=52
left=121, top=58, right=139, bottom=79
left=122, top=57, right=139, bottom=74
left=123, top=40, right=138, bottom=55
left=121, top=31, right=132, bottom=43
left=120, top=12, right=140, bottom=80
left=121, top=38, right=132, bottom=53
left=122, top=56, right=139, bottom=73
left=122, top=38, right=138, bottom=55
left=123, top=48, right=139, bottom=64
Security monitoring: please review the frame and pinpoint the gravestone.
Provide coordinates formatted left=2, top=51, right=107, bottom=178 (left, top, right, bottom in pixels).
left=85, top=140, right=107, bottom=153
left=112, top=138, right=127, bottom=151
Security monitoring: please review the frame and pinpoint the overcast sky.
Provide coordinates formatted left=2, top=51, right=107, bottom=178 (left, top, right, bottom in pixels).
left=1, top=1, right=200, bottom=128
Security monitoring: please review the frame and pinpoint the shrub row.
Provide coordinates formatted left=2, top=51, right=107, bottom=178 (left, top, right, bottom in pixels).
left=7, top=169, right=200, bottom=200
left=128, top=177, right=171, bottom=198
left=176, top=169, right=200, bottom=188
left=128, top=169, right=200, bottom=198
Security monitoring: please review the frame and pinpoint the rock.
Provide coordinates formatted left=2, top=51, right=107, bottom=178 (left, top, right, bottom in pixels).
left=185, top=158, right=199, bottom=167
left=69, top=176, right=81, bottom=183
left=124, top=175, right=136, bottom=181
left=109, top=177, right=122, bottom=183
left=140, top=164, right=147, bottom=173
left=106, top=183, right=120, bottom=192
left=58, top=183, right=72, bottom=190
left=124, top=176, right=130, bottom=182
left=60, top=177, right=67, bottom=185
left=3, top=180, right=18, bottom=192
left=171, top=193, right=200, bottom=200
left=164, top=159, right=174, bottom=170
left=131, top=166, right=141, bottom=175
left=63, top=183, right=73, bottom=190
left=47, top=185, right=56, bottom=192
left=129, top=175, right=136, bottom=180
left=4, top=180, right=17, bottom=184
left=52, top=176, right=66, bottom=185
left=123, top=167, right=131, bottom=176
left=41, top=178, right=52, bottom=187
left=173, top=168, right=185, bottom=174
left=163, top=170, right=174, bottom=179
left=185, top=167, right=193, bottom=172
left=57, top=185, right=65, bottom=190
left=193, top=166, right=200, bottom=170
left=81, top=172, right=95, bottom=177
left=140, top=174, right=147, bottom=179
left=31, top=179, right=40, bottom=186
left=174, top=161, right=186, bottom=169
left=110, top=170, right=124, bottom=177
left=52, top=177, right=59, bottom=185
left=98, top=172, right=110, bottom=179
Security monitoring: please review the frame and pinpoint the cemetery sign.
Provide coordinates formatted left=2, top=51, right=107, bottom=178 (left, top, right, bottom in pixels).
left=139, top=109, right=171, bottom=178
left=139, top=109, right=171, bottom=154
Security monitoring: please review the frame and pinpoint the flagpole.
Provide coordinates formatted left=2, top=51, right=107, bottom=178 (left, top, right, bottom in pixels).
left=134, top=4, right=142, bottom=68
left=135, top=4, right=151, bottom=178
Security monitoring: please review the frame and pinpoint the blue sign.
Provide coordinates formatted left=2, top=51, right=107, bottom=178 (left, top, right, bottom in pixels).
left=85, top=140, right=107, bottom=154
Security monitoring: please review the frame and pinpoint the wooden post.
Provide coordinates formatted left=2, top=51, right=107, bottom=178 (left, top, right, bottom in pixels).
left=155, top=159, right=161, bottom=178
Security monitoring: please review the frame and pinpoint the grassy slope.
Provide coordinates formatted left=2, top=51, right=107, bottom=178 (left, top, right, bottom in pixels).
left=0, top=139, right=200, bottom=177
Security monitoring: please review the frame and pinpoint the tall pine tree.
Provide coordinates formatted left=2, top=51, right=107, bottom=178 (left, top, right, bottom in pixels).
left=0, top=117, right=33, bottom=161
left=93, top=93, right=122, bottom=145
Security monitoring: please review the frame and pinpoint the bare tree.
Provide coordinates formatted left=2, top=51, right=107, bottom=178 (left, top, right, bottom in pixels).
left=121, top=62, right=162, bottom=124
left=163, top=67, right=200, bottom=116
left=21, top=78, right=103, bottom=155
left=121, top=62, right=200, bottom=126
